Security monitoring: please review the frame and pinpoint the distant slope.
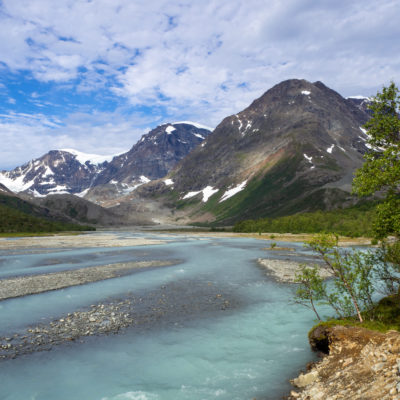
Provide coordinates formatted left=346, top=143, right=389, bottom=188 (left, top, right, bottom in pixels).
left=0, top=122, right=211, bottom=202
left=0, top=192, right=94, bottom=233
left=0, top=149, right=116, bottom=197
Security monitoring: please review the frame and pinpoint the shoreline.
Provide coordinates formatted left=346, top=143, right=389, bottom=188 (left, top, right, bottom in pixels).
left=256, top=258, right=332, bottom=283
left=0, top=259, right=179, bottom=301
left=0, top=233, right=165, bottom=250
left=0, top=230, right=373, bottom=249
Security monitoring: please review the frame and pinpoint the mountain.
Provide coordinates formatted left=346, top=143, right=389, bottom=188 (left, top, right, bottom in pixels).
left=84, top=122, right=211, bottom=203
left=0, top=122, right=211, bottom=200
left=347, top=96, right=373, bottom=116
left=0, top=149, right=115, bottom=197
left=0, top=190, right=95, bottom=233
left=130, top=79, right=371, bottom=225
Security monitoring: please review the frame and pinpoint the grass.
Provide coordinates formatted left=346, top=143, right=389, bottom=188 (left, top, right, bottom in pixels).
left=0, top=231, right=85, bottom=238
left=310, top=295, right=400, bottom=335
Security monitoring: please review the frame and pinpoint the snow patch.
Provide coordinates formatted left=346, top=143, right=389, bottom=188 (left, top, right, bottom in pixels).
left=165, top=125, right=176, bottom=134
left=76, top=188, right=89, bottom=198
left=192, top=133, right=205, bottom=139
left=359, top=127, right=368, bottom=136
left=202, top=186, right=219, bottom=202
left=172, top=121, right=213, bottom=131
left=347, top=95, right=370, bottom=100
left=0, top=173, right=35, bottom=193
left=140, top=176, right=150, bottom=183
left=301, top=90, right=311, bottom=96
left=327, top=144, right=335, bottom=154
left=42, top=166, right=54, bottom=177
left=219, top=181, right=247, bottom=202
left=183, top=190, right=201, bottom=200
left=338, top=145, right=346, bottom=152
left=61, top=149, right=121, bottom=165
left=182, top=186, right=219, bottom=202
left=303, top=154, right=313, bottom=163
left=164, top=179, right=174, bottom=186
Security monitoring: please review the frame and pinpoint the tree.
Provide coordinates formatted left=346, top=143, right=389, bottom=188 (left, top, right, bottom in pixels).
left=305, top=234, right=376, bottom=323
left=352, top=81, right=400, bottom=238
left=293, top=265, right=327, bottom=321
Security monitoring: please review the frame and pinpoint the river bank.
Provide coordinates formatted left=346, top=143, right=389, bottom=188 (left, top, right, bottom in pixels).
left=289, top=325, right=400, bottom=400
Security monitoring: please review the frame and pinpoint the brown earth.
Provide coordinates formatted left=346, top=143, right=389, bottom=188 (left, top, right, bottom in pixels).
left=289, top=325, right=400, bottom=400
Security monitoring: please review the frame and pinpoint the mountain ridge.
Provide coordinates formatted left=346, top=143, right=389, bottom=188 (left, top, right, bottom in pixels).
left=128, top=79, right=371, bottom=225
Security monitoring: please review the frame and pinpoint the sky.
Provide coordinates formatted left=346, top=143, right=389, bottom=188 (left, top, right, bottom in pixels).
left=1, top=0, right=400, bottom=169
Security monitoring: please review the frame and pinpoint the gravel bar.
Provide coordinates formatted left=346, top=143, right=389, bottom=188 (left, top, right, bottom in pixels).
left=0, top=260, right=179, bottom=300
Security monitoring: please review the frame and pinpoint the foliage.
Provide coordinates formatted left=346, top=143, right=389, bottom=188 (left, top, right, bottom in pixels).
left=233, top=201, right=377, bottom=237
left=0, top=196, right=94, bottom=233
left=352, top=81, right=400, bottom=238
left=310, top=294, right=400, bottom=334
left=294, top=234, right=376, bottom=323
left=293, top=265, right=326, bottom=320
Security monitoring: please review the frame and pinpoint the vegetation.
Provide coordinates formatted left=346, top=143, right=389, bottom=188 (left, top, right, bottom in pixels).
left=294, top=234, right=375, bottom=323
left=310, top=295, right=400, bottom=334
left=0, top=194, right=95, bottom=233
left=352, top=81, right=400, bottom=239
left=233, top=201, right=377, bottom=237
left=293, top=82, right=400, bottom=330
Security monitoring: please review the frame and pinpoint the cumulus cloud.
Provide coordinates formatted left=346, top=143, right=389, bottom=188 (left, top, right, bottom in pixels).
left=0, top=111, right=150, bottom=169
left=0, top=0, right=400, bottom=168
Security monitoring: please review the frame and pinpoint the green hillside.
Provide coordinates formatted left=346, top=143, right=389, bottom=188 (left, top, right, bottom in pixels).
left=233, top=201, right=377, bottom=237
left=0, top=194, right=95, bottom=233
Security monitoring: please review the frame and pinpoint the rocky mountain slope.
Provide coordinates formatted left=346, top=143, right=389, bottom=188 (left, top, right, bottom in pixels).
left=84, top=122, right=211, bottom=203
left=0, top=122, right=210, bottom=200
left=130, top=79, right=371, bottom=225
left=0, top=149, right=115, bottom=197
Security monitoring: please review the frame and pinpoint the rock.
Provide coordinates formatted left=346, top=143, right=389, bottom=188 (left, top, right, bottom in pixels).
left=292, top=370, right=319, bottom=388
left=289, top=326, right=400, bottom=399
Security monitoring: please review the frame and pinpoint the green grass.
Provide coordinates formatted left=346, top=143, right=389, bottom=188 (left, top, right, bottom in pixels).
left=0, top=231, right=84, bottom=238
left=310, top=295, right=400, bottom=335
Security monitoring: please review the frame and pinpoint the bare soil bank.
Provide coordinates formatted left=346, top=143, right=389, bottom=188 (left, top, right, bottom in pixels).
left=289, top=325, right=400, bottom=400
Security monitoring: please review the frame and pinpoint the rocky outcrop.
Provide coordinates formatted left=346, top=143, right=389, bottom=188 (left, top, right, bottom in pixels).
left=289, top=325, right=400, bottom=400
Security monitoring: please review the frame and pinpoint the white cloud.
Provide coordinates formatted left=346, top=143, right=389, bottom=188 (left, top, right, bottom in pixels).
left=0, top=110, right=149, bottom=169
left=0, top=0, right=400, bottom=167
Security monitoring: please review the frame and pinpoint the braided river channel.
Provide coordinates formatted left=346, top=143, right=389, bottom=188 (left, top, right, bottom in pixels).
left=0, top=232, right=320, bottom=400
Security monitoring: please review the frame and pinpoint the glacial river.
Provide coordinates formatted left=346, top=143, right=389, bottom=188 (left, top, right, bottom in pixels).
left=0, top=232, right=319, bottom=400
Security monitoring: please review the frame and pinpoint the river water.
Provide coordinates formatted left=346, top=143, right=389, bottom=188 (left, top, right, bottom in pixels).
left=0, top=232, right=319, bottom=400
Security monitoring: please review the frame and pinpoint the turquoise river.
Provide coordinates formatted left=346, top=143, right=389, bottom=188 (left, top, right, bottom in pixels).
left=0, top=231, right=321, bottom=400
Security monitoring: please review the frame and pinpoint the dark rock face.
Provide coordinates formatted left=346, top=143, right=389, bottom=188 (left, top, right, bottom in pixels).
left=136, top=79, right=372, bottom=223
left=347, top=96, right=373, bottom=116
left=93, top=122, right=211, bottom=185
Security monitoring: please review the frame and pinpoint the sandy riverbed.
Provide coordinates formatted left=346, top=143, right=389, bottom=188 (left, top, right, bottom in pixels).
left=0, top=233, right=165, bottom=250
left=153, top=230, right=373, bottom=246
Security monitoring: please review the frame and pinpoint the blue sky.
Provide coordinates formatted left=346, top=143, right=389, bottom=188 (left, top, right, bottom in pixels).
left=1, top=0, right=400, bottom=169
